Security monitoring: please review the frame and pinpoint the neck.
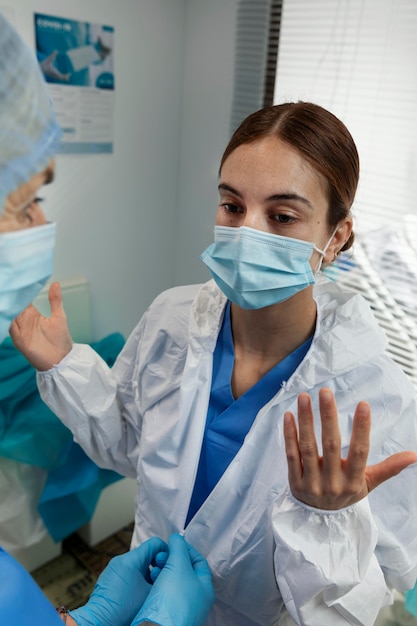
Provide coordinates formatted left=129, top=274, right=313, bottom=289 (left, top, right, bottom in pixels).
left=230, top=287, right=317, bottom=362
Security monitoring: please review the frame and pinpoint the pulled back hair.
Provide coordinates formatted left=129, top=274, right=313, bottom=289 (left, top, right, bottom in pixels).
left=220, top=102, right=359, bottom=252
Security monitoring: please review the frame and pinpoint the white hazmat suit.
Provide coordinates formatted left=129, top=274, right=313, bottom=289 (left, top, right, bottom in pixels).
left=38, top=278, right=417, bottom=626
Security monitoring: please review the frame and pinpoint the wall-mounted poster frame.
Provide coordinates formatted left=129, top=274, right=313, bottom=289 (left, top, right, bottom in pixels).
left=35, top=13, right=115, bottom=154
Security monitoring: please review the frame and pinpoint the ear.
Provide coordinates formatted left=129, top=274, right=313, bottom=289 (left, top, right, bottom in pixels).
left=323, top=217, right=353, bottom=264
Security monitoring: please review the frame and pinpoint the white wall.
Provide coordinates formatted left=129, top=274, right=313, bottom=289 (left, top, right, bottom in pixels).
left=174, top=0, right=239, bottom=286
left=273, top=0, right=417, bottom=238
left=7, top=0, right=240, bottom=339
left=8, top=0, right=186, bottom=339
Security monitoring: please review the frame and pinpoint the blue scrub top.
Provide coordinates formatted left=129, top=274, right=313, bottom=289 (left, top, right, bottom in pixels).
left=186, top=301, right=312, bottom=524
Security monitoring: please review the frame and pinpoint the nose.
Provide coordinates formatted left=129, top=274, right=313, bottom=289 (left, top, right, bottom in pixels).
left=241, top=210, right=267, bottom=232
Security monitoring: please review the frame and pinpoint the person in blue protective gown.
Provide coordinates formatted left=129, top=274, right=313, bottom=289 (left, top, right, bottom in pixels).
left=11, top=77, right=417, bottom=626
left=0, top=12, right=214, bottom=626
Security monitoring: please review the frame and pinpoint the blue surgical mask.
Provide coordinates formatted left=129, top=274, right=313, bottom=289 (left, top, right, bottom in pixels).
left=200, top=225, right=332, bottom=309
left=0, top=222, right=56, bottom=342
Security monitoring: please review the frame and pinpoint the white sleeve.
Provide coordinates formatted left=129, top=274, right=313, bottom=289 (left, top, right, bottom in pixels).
left=273, top=490, right=392, bottom=626
left=37, top=343, right=139, bottom=477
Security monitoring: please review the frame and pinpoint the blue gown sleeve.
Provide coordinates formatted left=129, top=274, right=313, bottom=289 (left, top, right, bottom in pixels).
left=0, top=547, right=63, bottom=625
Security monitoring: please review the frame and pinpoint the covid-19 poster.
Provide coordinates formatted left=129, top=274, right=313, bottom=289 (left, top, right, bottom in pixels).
left=34, top=13, right=115, bottom=154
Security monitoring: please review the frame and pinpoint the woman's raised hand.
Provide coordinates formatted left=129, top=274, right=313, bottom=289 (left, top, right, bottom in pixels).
left=283, top=387, right=417, bottom=510
left=10, top=281, right=73, bottom=371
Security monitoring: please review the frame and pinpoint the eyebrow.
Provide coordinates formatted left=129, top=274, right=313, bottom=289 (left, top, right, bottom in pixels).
left=218, top=182, right=314, bottom=210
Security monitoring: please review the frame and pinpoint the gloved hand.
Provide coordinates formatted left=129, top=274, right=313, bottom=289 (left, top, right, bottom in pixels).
left=70, top=537, right=167, bottom=626
left=0, top=547, right=63, bottom=626
left=149, top=549, right=168, bottom=582
left=131, top=533, right=215, bottom=626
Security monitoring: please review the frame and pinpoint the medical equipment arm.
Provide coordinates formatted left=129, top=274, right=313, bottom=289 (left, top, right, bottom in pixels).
left=69, top=537, right=167, bottom=626
left=131, top=533, right=215, bottom=626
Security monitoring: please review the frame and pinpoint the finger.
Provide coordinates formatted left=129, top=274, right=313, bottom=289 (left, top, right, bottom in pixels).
left=9, top=304, right=38, bottom=341
left=154, top=551, right=168, bottom=569
left=8, top=318, right=17, bottom=339
left=366, top=451, right=417, bottom=493
left=319, top=388, right=342, bottom=479
left=296, top=393, right=320, bottom=479
left=150, top=565, right=161, bottom=582
left=155, top=551, right=168, bottom=569
left=128, top=537, right=168, bottom=575
left=183, top=539, right=213, bottom=586
left=283, top=411, right=302, bottom=484
left=140, top=536, right=168, bottom=562
left=345, top=401, right=371, bottom=482
left=12, top=303, right=37, bottom=324
left=149, top=550, right=168, bottom=582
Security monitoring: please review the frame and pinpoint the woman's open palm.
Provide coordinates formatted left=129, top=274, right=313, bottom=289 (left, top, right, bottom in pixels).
left=284, top=388, right=417, bottom=510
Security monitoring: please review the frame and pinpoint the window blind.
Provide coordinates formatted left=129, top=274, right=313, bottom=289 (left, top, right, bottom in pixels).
left=264, top=0, right=283, bottom=107
left=231, top=0, right=283, bottom=134
left=273, top=0, right=417, bottom=385
left=273, top=0, right=417, bottom=235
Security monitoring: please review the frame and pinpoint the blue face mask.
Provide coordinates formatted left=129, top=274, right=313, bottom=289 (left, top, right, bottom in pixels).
left=200, top=225, right=331, bottom=309
left=0, top=222, right=56, bottom=342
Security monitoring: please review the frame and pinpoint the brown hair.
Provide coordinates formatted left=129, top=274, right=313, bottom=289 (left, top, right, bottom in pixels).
left=220, top=102, right=359, bottom=252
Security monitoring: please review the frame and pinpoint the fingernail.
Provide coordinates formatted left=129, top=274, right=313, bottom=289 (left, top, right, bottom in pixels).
left=320, top=389, right=332, bottom=402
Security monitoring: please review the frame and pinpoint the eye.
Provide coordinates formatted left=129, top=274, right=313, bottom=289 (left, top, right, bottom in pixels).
left=221, top=203, right=242, bottom=214
left=21, top=197, right=45, bottom=224
left=24, top=196, right=44, bottom=211
left=273, top=213, right=295, bottom=224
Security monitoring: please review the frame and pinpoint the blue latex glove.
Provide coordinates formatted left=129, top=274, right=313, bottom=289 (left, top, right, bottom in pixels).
left=132, top=533, right=215, bottom=626
left=70, top=537, right=167, bottom=626
left=149, top=550, right=168, bottom=582
left=0, top=547, right=63, bottom=626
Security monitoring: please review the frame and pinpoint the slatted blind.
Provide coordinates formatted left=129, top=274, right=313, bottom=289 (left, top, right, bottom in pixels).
left=230, top=0, right=283, bottom=134
left=263, top=0, right=283, bottom=107
left=273, top=0, right=417, bottom=236
left=273, top=0, right=417, bottom=386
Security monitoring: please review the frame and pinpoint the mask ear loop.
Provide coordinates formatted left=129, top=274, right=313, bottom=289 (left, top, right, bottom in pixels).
left=313, top=225, right=340, bottom=273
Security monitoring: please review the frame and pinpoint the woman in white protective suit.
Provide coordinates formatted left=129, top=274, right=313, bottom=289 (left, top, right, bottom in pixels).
left=11, top=102, right=417, bottom=626
left=0, top=13, right=213, bottom=626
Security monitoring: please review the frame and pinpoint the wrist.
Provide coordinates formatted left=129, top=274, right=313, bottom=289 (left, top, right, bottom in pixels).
left=56, top=605, right=78, bottom=626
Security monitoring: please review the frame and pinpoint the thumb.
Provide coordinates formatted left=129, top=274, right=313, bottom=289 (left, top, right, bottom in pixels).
left=164, top=534, right=192, bottom=572
left=167, top=534, right=212, bottom=582
left=48, top=282, right=65, bottom=317
left=168, top=533, right=189, bottom=556
left=366, top=451, right=417, bottom=492
left=185, top=542, right=212, bottom=578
